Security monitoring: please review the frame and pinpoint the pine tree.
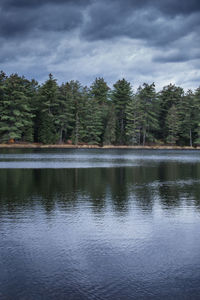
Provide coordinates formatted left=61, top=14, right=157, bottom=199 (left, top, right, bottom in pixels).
left=137, top=83, right=159, bottom=145
left=55, top=83, right=75, bottom=143
left=77, top=87, right=93, bottom=144
left=90, top=78, right=110, bottom=144
left=178, top=90, right=195, bottom=146
left=166, top=105, right=180, bottom=145
left=193, top=87, right=200, bottom=145
left=0, top=71, right=7, bottom=142
left=0, top=68, right=200, bottom=147
left=82, top=97, right=104, bottom=145
left=103, top=104, right=116, bottom=145
left=27, top=79, right=39, bottom=142
left=67, top=81, right=85, bottom=145
left=112, top=79, right=132, bottom=145
left=0, top=71, right=6, bottom=101
left=0, top=74, right=34, bottom=143
left=21, top=78, right=38, bottom=142
left=125, top=95, right=142, bottom=145
left=38, top=74, right=59, bottom=144
left=90, top=77, right=110, bottom=105
left=158, top=84, right=184, bottom=142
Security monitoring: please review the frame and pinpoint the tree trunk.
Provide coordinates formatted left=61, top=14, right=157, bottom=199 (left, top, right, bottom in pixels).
left=143, top=128, right=146, bottom=146
left=189, top=129, right=192, bottom=147
left=59, top=128, right=63, bottom=144
left=139, top=129, right=141, bottom=145
left=121, top=117, right=124, bottom=145
left=75, top=112, right=79, bottom=145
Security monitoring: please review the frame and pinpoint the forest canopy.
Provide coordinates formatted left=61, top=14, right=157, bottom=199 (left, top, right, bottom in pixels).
left=0, top=71, right=200, bottom=146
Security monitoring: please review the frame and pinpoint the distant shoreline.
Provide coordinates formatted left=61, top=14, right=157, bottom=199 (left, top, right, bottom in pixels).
left=0, top=143, right=199, bottom=150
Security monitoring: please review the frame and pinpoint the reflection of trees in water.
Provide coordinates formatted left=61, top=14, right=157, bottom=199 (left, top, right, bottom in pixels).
left=157, top=163, right=200, bottom=209
left=0, top=163, right=200, bottom=216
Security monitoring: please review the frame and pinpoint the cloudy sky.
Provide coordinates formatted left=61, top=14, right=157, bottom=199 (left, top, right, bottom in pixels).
left=0, top=0, right=200, bottom=90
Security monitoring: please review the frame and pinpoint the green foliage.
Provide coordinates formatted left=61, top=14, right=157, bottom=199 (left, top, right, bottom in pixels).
left=0, top=70, right=199, bottom=146
left=0, top=73, right=35, bottom=143
left=88, top=78, right=110, bottom=144
left=126, top=95, right=142, bottom=145
left=55, top=82, right=75, bottom=143
left=178, top=90, right=195, bottom=146
left=193, top=87, right=200, bottom=145
left=166, top=105, right=180, bottom=145
left=81, top=98, right=104, bottom=145
left=136, top=83, right=159, bottom=145
left=103, top=104, right=116, bottom=145
left=67, top=81, right=86, bottom=145
left=112, top=78, right=132, bottom=145
left=90, top=77, right=110, bottom=105
left=158, top=84, right=184, bottom=142
left=38, top=74, right=59, bottom=144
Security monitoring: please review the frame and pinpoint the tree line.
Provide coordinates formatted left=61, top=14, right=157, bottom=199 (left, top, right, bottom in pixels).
left=0, top=70, right=200, bottom=146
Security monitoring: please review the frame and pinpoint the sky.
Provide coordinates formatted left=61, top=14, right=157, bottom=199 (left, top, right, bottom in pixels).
left=0, top=0, right=200, bottom=90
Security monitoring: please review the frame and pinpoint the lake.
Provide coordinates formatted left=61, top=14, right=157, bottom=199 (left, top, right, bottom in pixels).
left=0, top=149, right=200, bottom=299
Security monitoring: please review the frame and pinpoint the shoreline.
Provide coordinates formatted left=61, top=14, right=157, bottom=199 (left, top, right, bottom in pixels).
left=0, top=143, right=199, bottom=150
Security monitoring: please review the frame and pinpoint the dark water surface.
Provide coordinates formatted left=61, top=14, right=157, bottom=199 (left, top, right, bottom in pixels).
left=0, top=149, right=200, bottom=299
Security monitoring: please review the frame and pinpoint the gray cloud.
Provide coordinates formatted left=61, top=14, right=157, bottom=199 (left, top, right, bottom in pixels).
left=1, top=0, right=200, bottom=41
left=83, top=0, right=200, bottom=46
left=1, top=0, right=92, bottom=9
left=0, top=0, right=200, bottom=90
left=0, top=2, right=88, bottom=38
left=153, top=49, right=200, bottom=63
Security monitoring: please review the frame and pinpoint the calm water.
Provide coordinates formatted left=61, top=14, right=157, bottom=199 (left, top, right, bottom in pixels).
left=0, top=149, right=200, bottom=299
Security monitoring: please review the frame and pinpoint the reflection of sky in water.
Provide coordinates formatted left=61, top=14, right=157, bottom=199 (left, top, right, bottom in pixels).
left=0, top=149, right=200, bottom=168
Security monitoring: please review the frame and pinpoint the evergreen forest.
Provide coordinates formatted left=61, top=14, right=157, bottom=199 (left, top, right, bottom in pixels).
left=0, top=70, right=200, bottom=146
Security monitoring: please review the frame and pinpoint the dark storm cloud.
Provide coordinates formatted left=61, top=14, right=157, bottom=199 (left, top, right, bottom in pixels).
left=83, top=0, right=200, bottom=45
left=4, top=0, right=200, bottom=14
left=1, top=0, right=200, bottom=44
left=0, top=0, right=200, bottom=89
left=153, top=47, right=200, bottom=63
left=153, top=0, right=200, bottom=15
left=1, top=0, right=92, bottom=8
left=0, top=0, right=91, bottom=38
left=112, top=0, right=200, bottom=16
